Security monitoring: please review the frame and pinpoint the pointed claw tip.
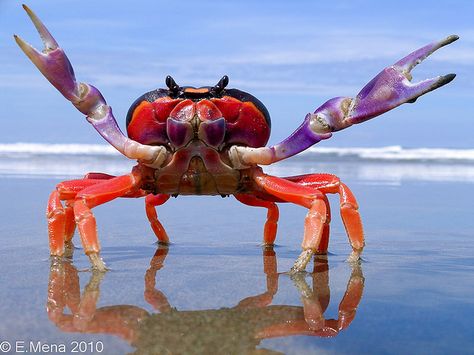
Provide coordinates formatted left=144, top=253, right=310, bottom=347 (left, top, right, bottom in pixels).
left=22, top=4, right=34, bottom=16
left=440, top=35, right=459, bottom=47
left=440, top=73, right=456, bottom=86
left=13, top=34, right=35, bottom=56
left=13, top=34, right=26, bottom=48
left=447, top=34, right=459, bottom=43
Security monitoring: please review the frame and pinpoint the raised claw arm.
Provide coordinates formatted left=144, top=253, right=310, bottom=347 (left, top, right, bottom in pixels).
left=230, top=35, right=458, bottom=167
left=14, top=5, right=168, bottom=168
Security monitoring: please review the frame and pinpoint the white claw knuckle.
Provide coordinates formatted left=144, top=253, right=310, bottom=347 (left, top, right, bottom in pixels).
left=229, top=146, right=273, bottom=168
left=229, top=146, right=250, bottom=169
left=142, top=146, right=168, bottom=168
left=123, top=142, right=167, bottom=168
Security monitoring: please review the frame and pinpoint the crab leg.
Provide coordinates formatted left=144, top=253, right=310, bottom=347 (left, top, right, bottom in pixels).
left=234, top=194, right=280, bottom=245
left=145, top=194, right=171, bottom=244
left=14, top=5, right=168, bottom=168
left=252, top=170, right=329, bottom=272
left=230, top=36, right=458, bottom=166
left=285, top=173, right=364, bottom=260
left=73, top=173, right=142, bottom=271
left=47, top=178, right=113, bottom=257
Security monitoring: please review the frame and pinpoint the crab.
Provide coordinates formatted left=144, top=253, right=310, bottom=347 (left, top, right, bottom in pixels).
left=15, top=5, right=457, bottom=272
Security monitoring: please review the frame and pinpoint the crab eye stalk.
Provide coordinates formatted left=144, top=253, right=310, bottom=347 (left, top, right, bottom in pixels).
left=165, top=75, right=180, bottom=94
left=210, top=75, right=229, bottom=96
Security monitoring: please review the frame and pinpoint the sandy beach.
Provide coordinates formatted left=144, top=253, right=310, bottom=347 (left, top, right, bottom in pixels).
left=0, top=153, right=473, bottom=354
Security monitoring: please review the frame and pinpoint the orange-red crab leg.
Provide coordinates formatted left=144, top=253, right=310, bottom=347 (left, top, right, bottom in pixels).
left=73, top=173, right=142, bottom=271
left=47, top=178, right=112, bottom=257
left=83, top=172, right=117, bottom=180
left=145, top=194, right=171, bottom=244
left=252, top=170, right=328, bottom=272
left=285, top=173, right=364, bottom=260
left=47, top=173, right=147, bottom=262
left=234, top=194, right=280, bottom=245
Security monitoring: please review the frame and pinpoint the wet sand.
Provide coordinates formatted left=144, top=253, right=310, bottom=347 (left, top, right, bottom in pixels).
left=0, top=170, right=473, bottom=354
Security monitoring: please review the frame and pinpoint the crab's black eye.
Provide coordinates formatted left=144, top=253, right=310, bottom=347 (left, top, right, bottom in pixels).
left=165, top=75, right=180, bottom=93
left=211, top=75, right=229, bottom=95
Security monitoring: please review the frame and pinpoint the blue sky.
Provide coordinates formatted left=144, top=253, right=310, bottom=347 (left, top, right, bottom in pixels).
left=1, top=0, right=473, bottom=148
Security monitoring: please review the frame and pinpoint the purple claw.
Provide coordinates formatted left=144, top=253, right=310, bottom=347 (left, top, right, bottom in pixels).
left=282, top=36, right=458, bottom=159
left=20, top=4, right=58, bottom=50
left=231, top=36, right=458, bottom=167
left=15, top=5, right=169, bottom=167
left=14, top=5, right=79, bottom=102
left=346, top=35, right=458, bottom=126
left=394, top=35, right=459, bottom=75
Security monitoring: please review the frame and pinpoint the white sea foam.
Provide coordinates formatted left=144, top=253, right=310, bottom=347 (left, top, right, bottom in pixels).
left=0, top=143, right=119, bottom=156
left=0, top=143, right=473, bottom=162
left=303, top=146, right=474, bottom=162
left=0, top=143, right=473, bottom=182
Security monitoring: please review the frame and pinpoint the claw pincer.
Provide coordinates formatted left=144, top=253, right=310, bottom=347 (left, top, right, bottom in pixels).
left=231, top=35, right=458, bottom=166
left=15, top=5, right=458, bottom=272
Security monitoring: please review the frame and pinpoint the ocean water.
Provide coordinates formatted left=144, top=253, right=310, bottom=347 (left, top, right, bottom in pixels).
left=1, top=143, right=474, bottom=182
left=0, top=144, right=473, bottom=354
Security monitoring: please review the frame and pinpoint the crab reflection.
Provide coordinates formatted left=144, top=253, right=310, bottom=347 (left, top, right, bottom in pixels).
left=47, top=248, right=364, bottom=353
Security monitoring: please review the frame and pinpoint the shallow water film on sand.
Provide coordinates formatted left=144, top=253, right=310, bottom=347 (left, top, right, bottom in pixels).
left=0, top=149, right=473, bottom=354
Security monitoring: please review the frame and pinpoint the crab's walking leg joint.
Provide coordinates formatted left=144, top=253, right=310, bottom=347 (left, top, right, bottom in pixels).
left=14, top=5, right=168, bottom=168
left=230, top=36, right=458, bottom=167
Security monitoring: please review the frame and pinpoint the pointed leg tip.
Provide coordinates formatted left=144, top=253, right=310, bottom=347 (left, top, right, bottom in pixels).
left=290, top=249, right=314, bottom=274
left=88, top=253, right=108, bottom=272
left=347, top=250, right=362, bottom=263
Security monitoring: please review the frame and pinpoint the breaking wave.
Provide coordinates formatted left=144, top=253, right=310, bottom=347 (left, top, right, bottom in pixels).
left=0, top=143, right=118, bottom=156
left=0, top=143, right=473, bottom=162
left=0, top=143, right=473, bottom=182
left=301, top=146, right=474, bottom=162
